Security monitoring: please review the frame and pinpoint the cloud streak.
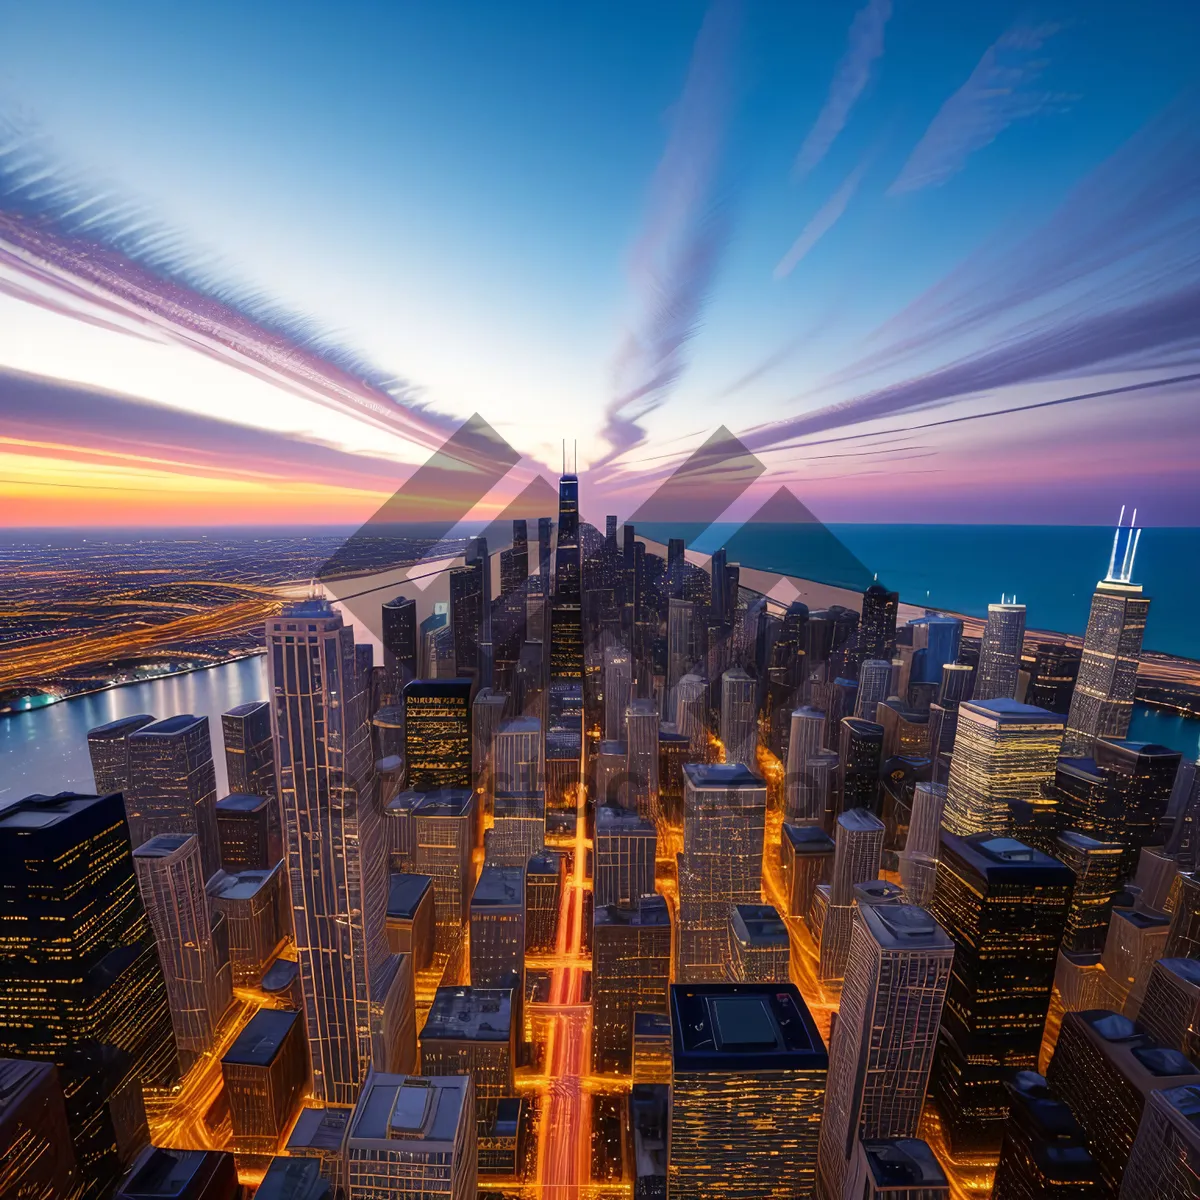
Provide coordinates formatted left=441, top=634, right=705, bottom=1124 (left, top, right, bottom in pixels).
left=600, top=0, right=742, bottom=464
left=793, top=0, right=892, bottom=178
left=890, top=23, right=1073, bottom=194
left=774, top=157, right=870, bottom=279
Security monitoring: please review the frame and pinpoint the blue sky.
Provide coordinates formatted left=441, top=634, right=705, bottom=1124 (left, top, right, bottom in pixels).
left=0, top=0, right=1197, bottom=525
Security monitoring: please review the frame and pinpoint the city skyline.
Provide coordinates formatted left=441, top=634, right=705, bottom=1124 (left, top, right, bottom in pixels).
left=0, top=2, right=1198, bottom=525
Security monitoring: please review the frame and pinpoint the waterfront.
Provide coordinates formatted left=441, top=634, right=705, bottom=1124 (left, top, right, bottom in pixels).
left=2, top=653, right=1198, bottom=805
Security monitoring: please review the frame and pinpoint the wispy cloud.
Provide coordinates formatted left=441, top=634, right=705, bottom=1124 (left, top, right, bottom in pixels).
left=0, top=113, right=452, bottom=451
left=793, top=0, right=892, bottom=178
left=600, top=0, right=742, bottom=463
left=890, top=23, right=1073, bottom=194
left=774, top=157, right=870, bottom=279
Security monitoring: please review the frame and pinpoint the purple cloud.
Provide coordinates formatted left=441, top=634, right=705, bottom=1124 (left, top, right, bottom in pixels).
left=793, top=0, right=892, bottom=178
left=890, top=23, right=1073, bottom=194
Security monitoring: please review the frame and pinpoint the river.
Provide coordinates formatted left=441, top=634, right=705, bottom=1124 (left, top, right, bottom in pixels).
left=1, top=654, right=1197, bottom=805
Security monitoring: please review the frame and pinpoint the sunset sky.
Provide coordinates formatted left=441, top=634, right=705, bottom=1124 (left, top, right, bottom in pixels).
left=1, top=0, right=1197, bottom=528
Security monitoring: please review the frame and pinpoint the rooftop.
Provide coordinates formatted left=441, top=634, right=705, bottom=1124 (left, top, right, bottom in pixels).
left=837, top=807, right=885, bottom=834
left=282, top=599, right=335, bottom=618
left=388, top=872, right=432, bottom=919
left=670, top=983, right=827, bottom=1074
left=634, top=1011, right=671, bottom=1038
left=962, top=697, right=1065, bottom=725
left=861, top=902, right=953, bottom=951
left=944, top=832, right=1075, bottom=885
left=597, top=739, right=626, bottom=757
left=1159, top=959, right=1200, bottom=987
left=596, top=895, right=670, bottom=927
left=498, top=716, right=541, bottom=735
left=527, top=851, right=562, bottom=877
left=861, top=1138, right=948, bottom=1188
left=210, top=867, right=281, bottom=904
left=782, top=823, right=835, bottom=853
left=286, top=1105, right=352, bottom=1154
left=404, top=678, right=473, bottom=699
left=730, top=904, right=788, bottom=947
left=216, top=792, right=269, bottom=813
left=132, top=833, right=194, bottom=858
left=261, top=958, right=300, bottom=994
left=256, top=1157, right=330, bottom=1200
left=117, top=1147, right=229, bottom=1199
left=596, top=804, right=655, bottom=834
left=373, top=704, right=404, bottom=725
left=390, top=788, right=474, bottom=818
left=131, top=713, right=205, bottom=737
left=0, top=791, right=111, bottom=831
left=472, top=865, right=525, bottom=908
left=422, top=987, right=513, bottom=1042
left=223, top=1008, right=299, bottom=1067
left=682, top=762, right=764, bottom=789
left=224, top=700, right=268, bottom=718
left=349, top=1072, right=470, bottom=1146
left=87, top=713, right=153, bottom=738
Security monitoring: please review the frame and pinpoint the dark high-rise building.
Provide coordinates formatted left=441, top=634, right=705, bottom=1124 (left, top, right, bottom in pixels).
left=1063, top=518, right=1150, bottom=755
left=0, top=792, right=178, bottom=1199
left=594, top=805, right=657, bottom=908
left=1054, top=832, right=1123, bottom=955
left=255, top=1158, right=330, bottom=1200
left=381, top=594, right=418, bottom=699
left=549, top=601, right=584, bottom=682
left=267, top=601, right=403, bottom=1105
left=221, top=1008, right=307, bottom=1154
left=1165, top=870, right=1200, bottom=960
left=975, top=601, right=1027, bottom=702
left=210, top=864, right=288, bottom=986
left=838, top=717, right=884, bottom=814
left=125, top=715, right=222, bottom=882
left=992, top=1071, right=1100, bottom=1200
left=0, top=1058, right=80, bottom=1200
left=720, top=668, right=757, bottom=766
left=592, top=895, right=671, bottom=1074
left=385, top=872, right=435, bottom=970
left=450, top=539, right=489, bottom=677
left=929, top=833, right=1073, bottom=1154
left=133, top=833, right=231, bottom=1070
left=780, top=823, right=834, bottom=921
left=908, top=616, right=963, bottom=686
left=537, top=516, right=553, bottom=585
left=419, top=987, right=516, bottom=1100
left=816, top=904, right=953, bottom=1200
left=525, top=851, right=562, bottom=954
left=667, top=982, right=828, bottom=1199
left=726, top=904, right=789, bottom=983
left=860, top=582, right=899, bottom=662
left=215, top=793, right=273, bottom=871
left=1138, top=958, right=1200, bottom=1065
left=221, top=700, right=277, bottom=818
left=1023, top=640, right=1081, bottom=715
left=87, top=713, right=154, bottom=795
left=1121, top=1083, right=1200, bottom=1200
left=470, top=866, right=525, bottom=990
left=398, top=788, right=475, bottom=952
left=1047, top=1009, right=1200, bottom=1195
left=813, top=807, right=886, bottom=983
left=114, top=1147, right=240, bottom=1200
left=501, top=519, right=529, bottom=596
left=403, top=679, right=472, bottom=791
left=843, top=1138, right=949, bottom=1199
left=625, top=698, right=660, bottom=818
left=1056, top=739, right=1181, bottom=867
left=554, top=470, right=581, bottom=603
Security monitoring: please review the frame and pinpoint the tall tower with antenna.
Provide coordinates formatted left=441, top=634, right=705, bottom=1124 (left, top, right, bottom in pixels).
left=1062, top=507, right=1151, bottom=756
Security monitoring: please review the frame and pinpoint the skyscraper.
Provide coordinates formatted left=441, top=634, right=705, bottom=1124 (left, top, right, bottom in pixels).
left=1121, top=1083, right=1200, bottom=1200
left=132, top=833, right=231, bottom=1070
left=471, top=687, right=509, bottom=785
left=525, top=851, right=562, bottom=954
left=720, top=668, right=757, bottom=766
left=677, top=764, right=767, bottom=982
left=0, top=1058, right=81, bottom=1200
left=0, top=792, right=178, bottom=1199
left=625, top=698, right=659, bottom=818
left=667, top=983, right=828, bottom=1199
left=898, top=782, right=947, bottom=907
left=816, top=904, right=953, bottom=1200
left=86, top=713, right=154, bottom=795
left=604, top=645, right=632, bottom=741
left=1063, top=513, right=1149, bottom=755
left=343, top=1071, right=476, bottom=1200
left=594, top=805, right=657, bottom=908
left=554, top=468, right=581, bottom=603
left=1137, top=958, right=1200, bottom=1065
left=674, top=673, right=707, bottom=753
left=814, top=807, right=886, bottom=982
left=855, top=659, right=893, bottom=723
left=470, top=866, right=525, bottom=990
left=860, top=582, right=899, bottom=662
left=221, top=1007, right=307, bottom=1155
left=667, top=597, right=694, bottom=697
left=785, top=706, right=827, bottom=823
left=842, top=1138, right=950, bottom=1199
left=125, top=715, right=222, bottom=882
left=419, top=988, right=516, bottom=1100
left=267, top=600, right=405, bottom=1104
left=838, top=718, right=885, bottom=815
left=450, top=538, right=489, bottom=678
left=975, top=600, right=1027, bottom=701
left=592, top=895, right=671, bottom=1074
left=405, top=788, right=476, bottom=951
left=491, top=715, right=543, bottom=795
left=1054, top=832, right=1124, bottom=955
left=403, top=679, right=472, bottom=791
left=929, top=834, right=1074, bottom=1153
left=942, top=699, right=1065, bottom=837
left=726, top=904, right=789, bottom=983
left=113, top=1147, right=239, bottom=1200
left=382, top=594, right=418, bottom=699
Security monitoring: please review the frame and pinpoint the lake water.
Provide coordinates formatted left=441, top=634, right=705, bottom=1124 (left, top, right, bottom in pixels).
left=2, top=653, right=1196, bottom=804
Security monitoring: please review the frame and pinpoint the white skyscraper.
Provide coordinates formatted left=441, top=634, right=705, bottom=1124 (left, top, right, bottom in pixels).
left=720, top=667, right=757, bottom=767
left=974, top=600, right=1027, bottom=702
left=855, top=659, right=893, bottom=723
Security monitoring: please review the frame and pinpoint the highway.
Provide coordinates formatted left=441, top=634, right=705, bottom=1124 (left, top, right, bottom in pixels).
left=536, top=783, right=593, bottom=1198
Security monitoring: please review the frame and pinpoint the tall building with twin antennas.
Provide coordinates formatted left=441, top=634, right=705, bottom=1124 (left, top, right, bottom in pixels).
left=1063, top=507, right=1151, bottom=756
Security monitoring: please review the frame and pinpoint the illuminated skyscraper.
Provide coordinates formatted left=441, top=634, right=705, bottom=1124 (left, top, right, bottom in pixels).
left=814, top=807, right=886, bottom=982
left=1054, top=832, right=1124, bottom=955
left=0, top=792, right=178, bottom=1199
left=471, top=688, right=509, bottom=785
left=860, top=583, right=899, bottom=662
left=625, top=698, right=659, bottom=818
left=781, top=823, right=834, bottom=921
left=855, top=659, right=893, bottom=723
left=942, top=699, right=1065, bottom=838
left=1121, top=1083, right=1200, bottom=1200
left=992, top=1071, right=1099, bottom=1200
left=492, top=716, right=543, bottom=795
left=381, top=594, right=418, bottom=700
left=975, top=601, right=1027, bottom=702
left=219, top=703, right=277, bottom=814
left=87, top=713, right=154, bottom=795
left=785, top=706, right=827, bottom=823
left=554, top=469, right=581, bottom=603
left=344, top=1071, right=476, bottom=1200
left=726, top=904, right=789, bottom=982
left=215, top=792, right=273, bottom=871
left=1138, top=958, right=1200, bottom=1065
left=816, top=904, right=953, bottom=1200
left=929, top=834, right=1073, bottom=1153
left=592, top=895, right=671, bottom=1074
left=838, top=718, right=885, bottom=815
left=594, top=805, right=657, bottom=908
left=470, top=866, right=525, bottom=990
left=133, top=833, right=231, bottom=1070
left=501, top=519, right=529, bottom=596
left=419, top=988, right=516, bottom=1100
left=720, top=668, right=757, bottom=767
left=450, top=536, right=490, bottom=679
left=125, top=715, right=222, bottom=882
left=210, top=863, right=288, bottom=986
left=667, top=983, right=828, bottom=1199
left=1047, top=1009, right=1200, bottom=1195
left=1056, top=739, right=1181, bottom=867
left=604, top=645, right=632, bottom=741
left=403, top=679, right=472, bottom=791
left=0, top=1058, right=80, bottom=1200
left=405, top=788, right=476, bottom=952
left=490, top=789, right=545, bottom=869
left=674, top=673, right=707, bottom=752
left=678, top=763, right=767, bottom=982
left=898, top=782, right=947, bottom=908
left=221, top=1007, right=307, bottom=1154
left=1063, top=512, right=1150, bottom=755
left=267, top=600, right=405, bottom=1104
left=525, top=851, right=562, bottom=954
left=667, top=597, right=694, bottom=697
